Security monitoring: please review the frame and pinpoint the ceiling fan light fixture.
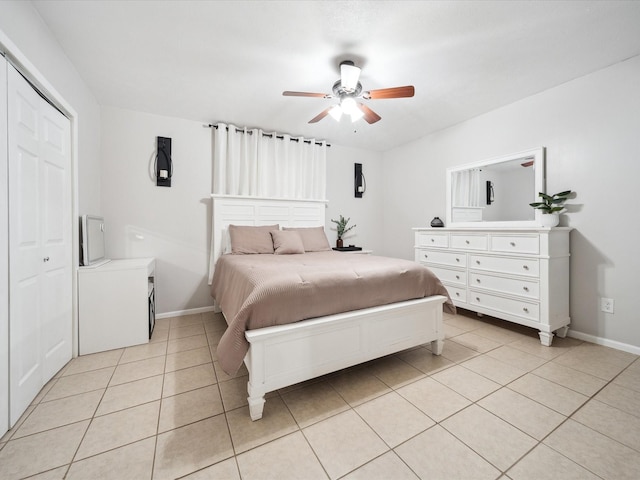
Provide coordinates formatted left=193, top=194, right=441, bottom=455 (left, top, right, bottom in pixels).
left=349, top=107, right=364, bottom=122
left=340, top=96, right=358, bottom=115
left=328, top=105, right=343, bottom=121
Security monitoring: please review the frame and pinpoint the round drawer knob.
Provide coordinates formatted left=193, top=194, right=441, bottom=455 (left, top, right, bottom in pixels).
left=510, top=242, right=516, bottom=247
left=476, top=297, right=480, bottom=301
left=523, top=307, right=529, bottom=313
left=476, top=260, right=481, bottom=265
left=431, top=238, right=435, bottom=242
left=523, top=286, right=529, bottom=292
left=424, top=254, right=428, bottom=259
left=465, top=240, right=470, bottom=244
left=476, top=279, right=481, bottom=283
left=43, top=256, right=50, bottom=262
left=456, top=275, right=460, bottom=280
left=456, top=258, right=460, bottom=262
left=455, top=292, right=460, bottom=297
left=523, top=265, right=529, bottom=270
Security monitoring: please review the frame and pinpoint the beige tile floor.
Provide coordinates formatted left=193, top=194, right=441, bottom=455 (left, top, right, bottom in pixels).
left=1, top=310, right=640, bottom=479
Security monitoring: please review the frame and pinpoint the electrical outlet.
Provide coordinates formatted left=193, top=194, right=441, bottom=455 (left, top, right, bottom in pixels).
left=601, top=297, right=615, bottom=314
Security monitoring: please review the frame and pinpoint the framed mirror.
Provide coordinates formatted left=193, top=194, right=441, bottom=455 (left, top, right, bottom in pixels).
left=445, top=147, right=545, bottom=227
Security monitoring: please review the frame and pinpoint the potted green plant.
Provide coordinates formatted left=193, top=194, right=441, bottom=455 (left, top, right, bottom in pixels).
left=529, top=190, right=572, bottom=227
left=331, top=215, right=356, bottom=248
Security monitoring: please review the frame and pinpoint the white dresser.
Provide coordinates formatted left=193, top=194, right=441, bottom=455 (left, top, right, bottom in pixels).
left=413, top=227, right=571, bottom=345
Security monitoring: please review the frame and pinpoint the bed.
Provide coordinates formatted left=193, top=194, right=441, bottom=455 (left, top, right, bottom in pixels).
left=209, top=195, right=453, bottom=420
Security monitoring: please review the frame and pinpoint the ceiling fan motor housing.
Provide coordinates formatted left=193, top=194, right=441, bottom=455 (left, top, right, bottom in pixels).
left=332, top=80, right=362, bottom=97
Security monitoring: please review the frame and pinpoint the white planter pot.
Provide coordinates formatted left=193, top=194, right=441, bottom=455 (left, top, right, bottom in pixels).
left=540, top=213, right=559, bottom=227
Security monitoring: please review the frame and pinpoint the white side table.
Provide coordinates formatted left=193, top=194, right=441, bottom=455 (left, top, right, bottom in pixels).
left=78, top=258, right=155, bottom=354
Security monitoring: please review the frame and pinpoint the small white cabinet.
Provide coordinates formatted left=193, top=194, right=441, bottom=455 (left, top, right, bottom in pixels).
left=78, top=258, right=155, bottom=355
left=414, top=227, right=571, bottom=346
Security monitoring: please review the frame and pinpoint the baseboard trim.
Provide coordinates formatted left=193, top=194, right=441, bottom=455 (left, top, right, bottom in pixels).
left=568, top=330, right=640, bottom=356
left=156, top=305, right=216, bottom=320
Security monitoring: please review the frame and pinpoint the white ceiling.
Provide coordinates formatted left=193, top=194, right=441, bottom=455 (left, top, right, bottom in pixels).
left=32, top=0, right=640, bottom=151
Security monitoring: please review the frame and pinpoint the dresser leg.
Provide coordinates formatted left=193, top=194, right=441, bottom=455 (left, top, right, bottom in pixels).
left=555, top=326, right=569, bottom=338
left=431, top=338, right=444, bottom=355
left=538, top=331, right=554, bottom=346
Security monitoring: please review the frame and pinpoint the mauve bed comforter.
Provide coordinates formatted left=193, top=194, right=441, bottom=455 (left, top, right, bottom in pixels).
left=211, top=251, right=454, bottom=374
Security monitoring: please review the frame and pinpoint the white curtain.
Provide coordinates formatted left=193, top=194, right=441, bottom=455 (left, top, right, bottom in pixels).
left=213, top=123, right=327, bottom=200
left=452, top=168, right=481, bottom=207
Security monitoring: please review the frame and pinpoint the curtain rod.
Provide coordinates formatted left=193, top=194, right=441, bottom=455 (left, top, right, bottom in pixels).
left=207, top=124, right=330, bottom=147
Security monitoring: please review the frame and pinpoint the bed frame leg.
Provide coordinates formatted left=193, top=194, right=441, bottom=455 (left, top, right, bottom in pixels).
left=247, top=382, right=265, bottom=421
left=431, top=338, right=444, bottom=355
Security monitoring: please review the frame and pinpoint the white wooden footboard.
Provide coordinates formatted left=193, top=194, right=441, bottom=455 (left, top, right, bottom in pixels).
left=244, top=295, right=446, bottom=420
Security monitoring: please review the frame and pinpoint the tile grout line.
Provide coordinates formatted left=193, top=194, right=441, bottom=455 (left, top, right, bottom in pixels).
left=150, top=316, right=171, bottom=480
left=502, top=354, right=640, bottom=479
left=63, top=347, right=125, bottom=478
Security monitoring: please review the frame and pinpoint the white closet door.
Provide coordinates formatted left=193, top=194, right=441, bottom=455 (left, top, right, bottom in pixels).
left=0, top=57, right=9, bottom=434
left=39, top=90, right=72, bottom=381
left=8, top=65, right=72, bottom=426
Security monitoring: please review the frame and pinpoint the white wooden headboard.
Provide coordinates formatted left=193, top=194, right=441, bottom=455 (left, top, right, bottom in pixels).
left=208, top=195, right=328, bottom=283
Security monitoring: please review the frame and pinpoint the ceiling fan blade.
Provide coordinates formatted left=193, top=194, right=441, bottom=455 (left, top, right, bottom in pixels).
left=283, top=91, right=330, bottom=98
left=340, top=63, right=361, bottom=92
left=308, top=107, right=332, bottom=124
left=365, top=85, right=415, bottom=99
left=357, top=103, right=381, bottom=124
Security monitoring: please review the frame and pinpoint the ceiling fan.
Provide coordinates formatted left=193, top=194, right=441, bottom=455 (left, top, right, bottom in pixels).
left=283, top=60, right=415, bottom=124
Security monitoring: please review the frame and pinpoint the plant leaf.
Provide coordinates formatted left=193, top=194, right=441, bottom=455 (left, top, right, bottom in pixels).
left=539, top=193, right=553, bottom=202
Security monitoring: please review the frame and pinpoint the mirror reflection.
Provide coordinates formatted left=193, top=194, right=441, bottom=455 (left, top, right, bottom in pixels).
left=446, top=148, right=545, bottom=226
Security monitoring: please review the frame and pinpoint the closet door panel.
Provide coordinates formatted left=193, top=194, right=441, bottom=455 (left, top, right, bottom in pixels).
left=1, top=56, right=8, bottom=435
left=40, top=102, right=72, bottom=379
left=8, top=68, right=43, bottom=426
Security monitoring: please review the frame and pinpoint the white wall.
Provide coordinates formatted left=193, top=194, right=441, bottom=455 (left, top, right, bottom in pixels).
left=0, top=0, right=102, bottom=216
left=100, top=107, right=213, bottom=315
left=325, top=146, right=384, bottom=253
left=101, top=107, right=385, bottom=314
left=381, top=55, right=640, bottom=349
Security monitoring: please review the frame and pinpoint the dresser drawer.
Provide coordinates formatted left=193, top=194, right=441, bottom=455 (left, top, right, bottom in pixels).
left=451, top=234, right=488, bottom=251
left=416, top=249, right=466, bottom=268
left=427, top=266, right=466, bottom=286
left=469, top=272, right=539, bottom=300
left=446, top=285, right=467, bottom=303
left=416, top=232, right=449, bottom=248
left=469, top=255, right=539, bottom=277
left=490, top=235, right=539, bottom=255
left=469, top=291, right=540, bottom=322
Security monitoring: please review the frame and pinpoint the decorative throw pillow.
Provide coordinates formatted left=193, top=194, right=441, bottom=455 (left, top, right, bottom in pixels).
left=283, top=226, right=331, bottom=252
left=270, top=230, right=305, bottom=255
left=228, top=224, right=279, bottom=254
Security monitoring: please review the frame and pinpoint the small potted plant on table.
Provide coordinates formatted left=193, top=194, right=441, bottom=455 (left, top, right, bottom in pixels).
left=331, top=215, right=356, bottom=248
left=530, top=190, right=572, bottom=227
